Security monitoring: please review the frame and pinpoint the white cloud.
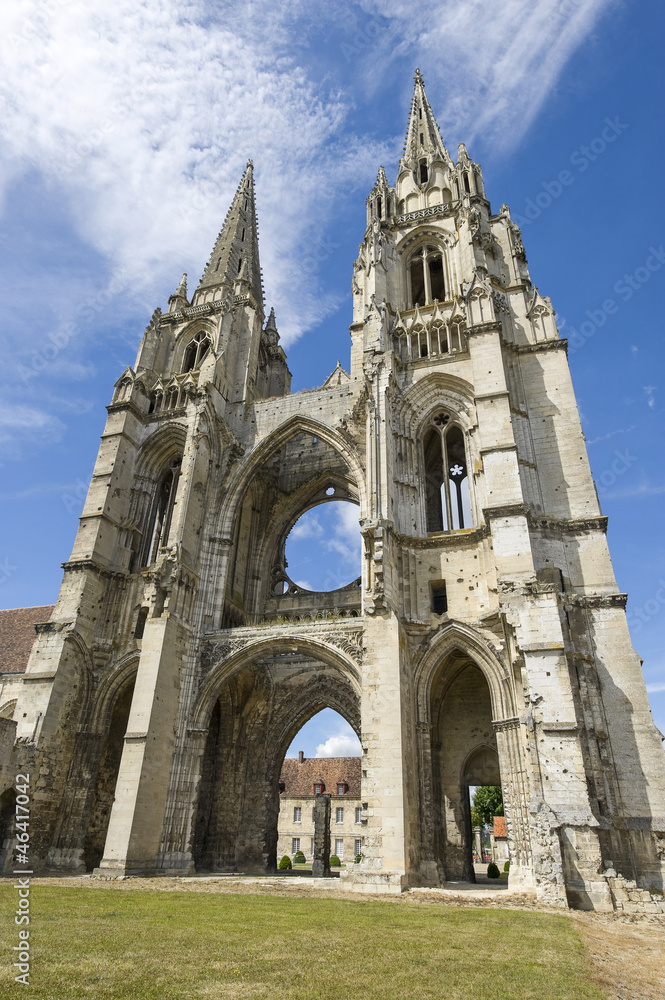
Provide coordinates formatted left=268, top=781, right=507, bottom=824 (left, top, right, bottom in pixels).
left=0, top=0, right=615, bottom=358
left=0, top=404, right=66, bottom=461
left=290, top=513, right=324, bottom=541
left=646, top=683, right=665, bottom=693
left=601, top=483, right=665, bottom=500
left=315, top=732, right=362, bottom=757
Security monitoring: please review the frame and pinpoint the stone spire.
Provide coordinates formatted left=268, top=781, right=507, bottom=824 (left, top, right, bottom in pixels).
left=401, top=68, right=451, bottom=171
left=197, top=160, right=263, bottom=307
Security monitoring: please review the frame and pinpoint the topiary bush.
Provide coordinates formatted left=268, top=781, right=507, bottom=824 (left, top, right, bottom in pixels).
left=293, top=851, right=306, bottom=865
left=503, top=861, right=510, bottom=873
left=329, top=855, right=341, bottom=867
left=278, top=855, right=292, bottom=870
left=354, top=854, right=362, bottom=864
left=487, top=862, right=500, bottom=879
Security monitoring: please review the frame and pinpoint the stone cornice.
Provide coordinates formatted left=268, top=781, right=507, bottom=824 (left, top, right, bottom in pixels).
left=510, top=338, right=568, bottom=356
left=563, top=593, right=628, bottom=611
left=389, top=524, right=490, bottom=549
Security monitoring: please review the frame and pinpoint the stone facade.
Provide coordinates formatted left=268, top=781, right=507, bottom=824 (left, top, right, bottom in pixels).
left=277, top=754, right=362, bottom=863
left=1, top=70, right=664, bottom=909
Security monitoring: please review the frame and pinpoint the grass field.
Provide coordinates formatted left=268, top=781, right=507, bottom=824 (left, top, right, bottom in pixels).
left=0, top=886, right=606, bottom=1000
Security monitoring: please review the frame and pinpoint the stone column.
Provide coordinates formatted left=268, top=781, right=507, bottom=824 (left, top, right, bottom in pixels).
left=311, top=794, right=331, bottom=878
left=94, top=613, right=183, bottom=875
left=473, top=827, right=483, bottom=864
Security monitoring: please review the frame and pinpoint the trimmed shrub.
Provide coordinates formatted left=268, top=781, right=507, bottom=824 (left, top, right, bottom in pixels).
left=354, top=854, right=362, bottom=864
left=293, top=851, right=306, bottom=865
left=329, top=855, right=341, bottom=867
left=504, top=861, right=510, bottom=873
left=487, top=862, right=500, bottom=879
left=278, top=855, right=292, bottom=870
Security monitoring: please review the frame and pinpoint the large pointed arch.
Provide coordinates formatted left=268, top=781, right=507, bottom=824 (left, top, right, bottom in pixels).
left=414, top=620, right=516, bottom=724
left=214, top=414, right=367, bottom=542
left=192, top=629, right=362, bottom=730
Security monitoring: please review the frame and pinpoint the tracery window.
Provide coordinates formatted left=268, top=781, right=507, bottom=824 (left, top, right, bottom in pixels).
left=423, top=413, right=471, bottom=532
left=182, top=331, right=211, bottom=372
left=408, top=244, right=445, bottom=308
left=142, top=459, right=181, bottom=565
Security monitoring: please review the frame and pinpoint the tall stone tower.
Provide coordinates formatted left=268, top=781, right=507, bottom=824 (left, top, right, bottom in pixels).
left=3, top=71, right=664, bottom=910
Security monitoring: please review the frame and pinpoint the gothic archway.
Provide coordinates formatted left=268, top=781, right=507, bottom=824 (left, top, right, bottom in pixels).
left=190, top=636, right=361, bottom=874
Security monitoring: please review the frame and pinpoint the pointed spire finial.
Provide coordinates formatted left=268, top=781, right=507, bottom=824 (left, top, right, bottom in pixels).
left=176, top=273, right=187, bottom=297
left=401, top=68, right=451, bottom=172
left=196, top=160, right=264, bottom=308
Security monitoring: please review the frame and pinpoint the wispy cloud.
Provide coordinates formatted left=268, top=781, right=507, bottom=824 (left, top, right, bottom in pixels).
left=587, top=426, right=635, bottom=445
left=0, top=0, right=615, bottom=352
left=0, top=404, right=66, bottom=462
left=646, top=683, right=665, bottom=693
left=601, top=483, right=665, bottom=500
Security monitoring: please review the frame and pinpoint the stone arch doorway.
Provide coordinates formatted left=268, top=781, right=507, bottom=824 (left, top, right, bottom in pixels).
left=83, top=676, right=136, bottom=870
left=430, top=655, right=500, bottom=882
left=191, top=639, right=361, bottom=874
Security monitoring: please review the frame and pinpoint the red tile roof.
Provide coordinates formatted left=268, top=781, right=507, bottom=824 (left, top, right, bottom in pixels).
left=0, top=606, right=55, bottom=674
left=494, top=816, right=507, bottom=838
left=279, top=755, right=361, bottom=797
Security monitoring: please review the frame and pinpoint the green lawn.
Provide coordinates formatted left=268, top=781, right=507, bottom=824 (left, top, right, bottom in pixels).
left=0, top=886, right=606, bottom=1000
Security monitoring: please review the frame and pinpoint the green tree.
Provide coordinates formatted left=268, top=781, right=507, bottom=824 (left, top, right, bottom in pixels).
left=472, top=786, right=503, bottom=827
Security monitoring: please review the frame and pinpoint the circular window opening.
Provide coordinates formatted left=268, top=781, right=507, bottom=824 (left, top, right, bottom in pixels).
left=285, top=501, right=361, bottom=593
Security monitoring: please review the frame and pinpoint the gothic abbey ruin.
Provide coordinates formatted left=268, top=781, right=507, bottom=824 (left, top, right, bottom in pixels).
left=1, top=71, right=664, bottom=910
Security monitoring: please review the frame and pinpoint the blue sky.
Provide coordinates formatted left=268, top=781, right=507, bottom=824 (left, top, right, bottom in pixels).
left=1, top=0, right=664, bottom=744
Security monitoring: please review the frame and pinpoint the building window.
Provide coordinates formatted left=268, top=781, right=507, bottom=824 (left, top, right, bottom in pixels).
left=182, top=331, right=211, bottom=372
left=335, top=838, right=344, bottom=858
left=423, top=414, right=471, bottom=532
left=336, top=807, right=344, bottom=824
left=142, top=459, right=181, bottom=566
left=337, top=783, right=346, bottom=796
left=355, top=839, right=362, bottom=856
left=313, top=783, right=323, bottom=795
left=310, top=838, right=315, bottom=856
left=355, top=807, right=362, bottom=824
left=419, top=159, right=428, bottom=183
left=431, top=582, right=448, bottom=615
left=292, top=838, right=300, bottom=854
left=293, top=807, right=301, bottom=823
left=408, top=244, right=446, bottom=308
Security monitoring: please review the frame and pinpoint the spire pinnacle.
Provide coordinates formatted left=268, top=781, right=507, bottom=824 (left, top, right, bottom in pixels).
left=197, top=160, right=263, bottom=308
left=401, top=69, right=451, bottom=171
left=176, top=273, right=187, bottom=297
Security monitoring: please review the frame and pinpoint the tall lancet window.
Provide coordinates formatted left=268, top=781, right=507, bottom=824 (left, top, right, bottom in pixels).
left=423, top=414, right=471, bottom=532
left=408, top=245, right=446, bottom=307
left=182, top=331, right=211, bottom=372
left=142, top=460, right=182, bottom=565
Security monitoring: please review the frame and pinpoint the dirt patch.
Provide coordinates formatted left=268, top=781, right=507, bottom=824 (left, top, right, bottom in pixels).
left=572, top=912, right=665, bottom=1000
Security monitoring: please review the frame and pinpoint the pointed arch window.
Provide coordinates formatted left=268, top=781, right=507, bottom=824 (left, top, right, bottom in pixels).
left=141, top=459, right=182, bottom=565
left=183, top=331, right=211, bottom=373
left=419, top=159, right=428, bottom=183
left=423, top=414, right=471, bottom=532
left=408, top=245, right=446, bottom=308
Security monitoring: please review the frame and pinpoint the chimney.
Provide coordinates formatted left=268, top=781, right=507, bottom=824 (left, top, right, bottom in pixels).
left=298, top=751, right=304, bottom=764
